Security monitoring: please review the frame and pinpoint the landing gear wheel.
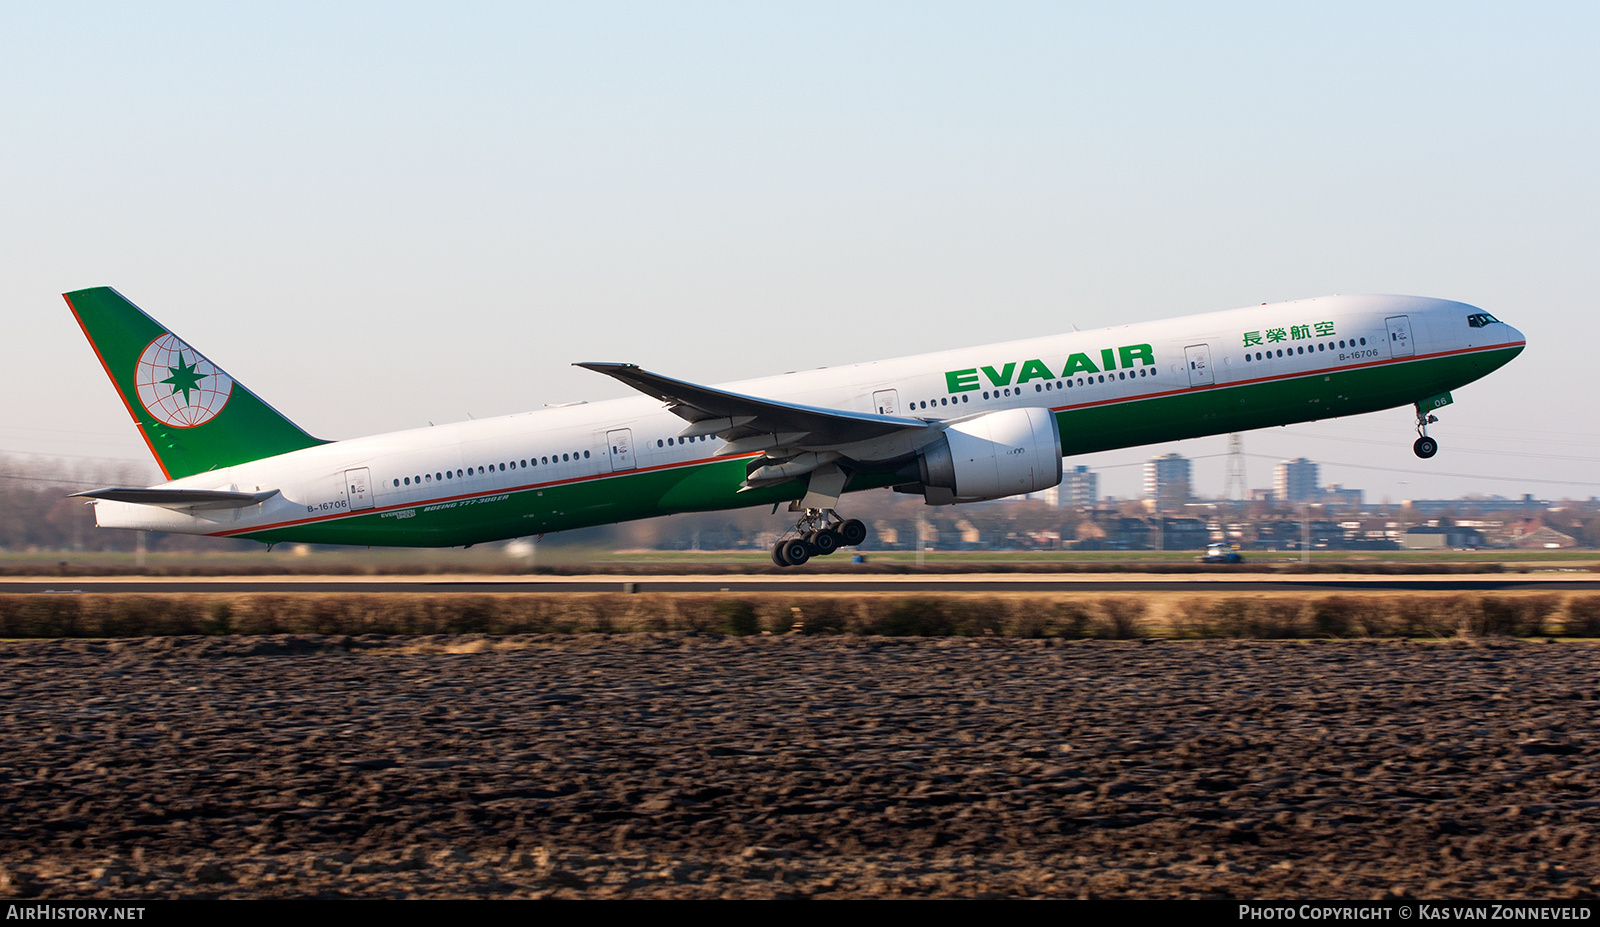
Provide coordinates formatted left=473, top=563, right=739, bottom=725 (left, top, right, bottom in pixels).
left=1413, top=436, right=1438, bottom=459
left=839, top=519, right=868, bottom=548
left=772, top=543, right=790, bottom=567
left=810, top=529, right=841, bottom=556
left=780, top=538, right=812, bottom=567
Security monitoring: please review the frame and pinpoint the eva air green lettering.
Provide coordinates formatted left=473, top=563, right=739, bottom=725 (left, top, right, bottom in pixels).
left=1061, top=353, right=1100, bottom=376
left=1118, top=344, right=1154, bottom=367
left=1016, top=359, right=1055, bottom=383
left=946, top=369, right=980, bottom=392
left=943, top=342, right=1156, bottom=393
left=981, top=363, right=1016, bottom=387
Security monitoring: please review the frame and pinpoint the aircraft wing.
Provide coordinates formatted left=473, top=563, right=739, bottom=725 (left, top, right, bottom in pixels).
left=575, top=362, right=930, bottom=446
left=71, top=487, right=280, bottom=509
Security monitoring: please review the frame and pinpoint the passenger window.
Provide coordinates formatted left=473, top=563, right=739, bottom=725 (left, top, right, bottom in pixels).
left=393, top=479, right=400, bottom=487
left=584, top=451, right=590, bottom=458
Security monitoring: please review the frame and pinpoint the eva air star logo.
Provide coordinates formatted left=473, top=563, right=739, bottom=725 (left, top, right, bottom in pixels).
left=134, top=333, right=233, bottom=428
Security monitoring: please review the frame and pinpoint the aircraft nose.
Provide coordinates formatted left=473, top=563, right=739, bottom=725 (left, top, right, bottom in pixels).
left=1503, top=323, right=1527, bottom=351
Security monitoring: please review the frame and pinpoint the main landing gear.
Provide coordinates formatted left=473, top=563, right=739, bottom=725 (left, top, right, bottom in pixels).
left=771, top=508, right=868, bottom=567
left=1414, top=406, right=1439, bottom=459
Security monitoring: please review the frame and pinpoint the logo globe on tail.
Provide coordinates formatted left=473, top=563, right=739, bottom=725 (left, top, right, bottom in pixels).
left=134, top=333, right=233, bottom=427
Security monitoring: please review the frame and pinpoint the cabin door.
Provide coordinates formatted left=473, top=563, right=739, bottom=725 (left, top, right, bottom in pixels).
left=872, top=389, right=900, bottom=415
left=1184, top=344, right=1214, bottom=387
left=345, top=468, right=374, bottom=511
left=607, top=429, right=636, bottom=471
left=1385, top=316, right=1414, bottom=357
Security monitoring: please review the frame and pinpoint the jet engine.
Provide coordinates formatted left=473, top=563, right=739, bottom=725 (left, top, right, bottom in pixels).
left=915, top=407, right=1063, bottom=504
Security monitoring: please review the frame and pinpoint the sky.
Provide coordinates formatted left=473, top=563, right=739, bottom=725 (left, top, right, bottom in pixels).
left=3, top=1, right=1597, bottom=504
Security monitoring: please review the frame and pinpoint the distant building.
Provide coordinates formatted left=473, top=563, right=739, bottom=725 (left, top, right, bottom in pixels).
left=1322, top=483, right=1363, bottom=508
left=1401, top=525, right=1488, bottom=550
left=1144, top=453, right=1191, bottom=508
left=1274, top=458, right=1319, bottom=503
left=1025, top=486, right=1061, bottom=506
left=1062, top=465, right=1098, bottom=509
left=1159, top=517, right=1211, bottom=550
left=1398, top=495, right=1551, bottom=516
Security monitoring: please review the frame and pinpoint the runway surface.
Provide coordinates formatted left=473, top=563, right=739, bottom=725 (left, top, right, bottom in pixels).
left=4, top=573, right=1598, bottom=594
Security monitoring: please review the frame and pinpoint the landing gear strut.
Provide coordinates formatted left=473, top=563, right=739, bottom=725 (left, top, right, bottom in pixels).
left=771, top=508, right=868, bottom=567
left=1414, top=407, right=1440, bottom=459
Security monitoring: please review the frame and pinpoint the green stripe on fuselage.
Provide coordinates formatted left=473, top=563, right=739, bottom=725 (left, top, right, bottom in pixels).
left=1059, top=346, right=1520, bottom=455
left=230, top=346, right=1520, bottom=548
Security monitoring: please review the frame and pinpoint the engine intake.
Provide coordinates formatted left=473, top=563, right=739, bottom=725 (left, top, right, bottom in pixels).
left=916, top=407, right=1063, bottom=504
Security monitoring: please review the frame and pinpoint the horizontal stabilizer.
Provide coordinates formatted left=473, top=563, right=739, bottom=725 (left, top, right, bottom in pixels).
left=71, top=487, right=280, bottom=509
left=575, top=362, right=929, bottom=446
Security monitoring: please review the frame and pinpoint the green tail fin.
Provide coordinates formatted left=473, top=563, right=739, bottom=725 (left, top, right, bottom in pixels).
left=64, top=286, right=326, bottom=479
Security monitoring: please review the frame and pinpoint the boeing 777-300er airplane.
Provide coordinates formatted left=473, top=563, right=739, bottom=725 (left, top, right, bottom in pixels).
left=64, top=287, right=1524, bottom=566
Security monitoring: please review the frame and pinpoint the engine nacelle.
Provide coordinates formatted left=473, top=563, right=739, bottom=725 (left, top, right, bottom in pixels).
left=917, top=407, right=1063, bottom=504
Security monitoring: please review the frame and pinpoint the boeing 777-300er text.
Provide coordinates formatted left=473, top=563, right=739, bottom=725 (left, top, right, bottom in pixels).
left=64, top=287, right=1524, bottom=566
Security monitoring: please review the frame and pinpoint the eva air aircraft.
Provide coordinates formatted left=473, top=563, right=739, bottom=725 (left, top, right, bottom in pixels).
left=66, top=287, right=1524, bottom=566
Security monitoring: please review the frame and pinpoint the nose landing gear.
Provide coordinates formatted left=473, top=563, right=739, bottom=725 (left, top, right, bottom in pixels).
left=1414, top=405, right=1440, bottom=459
left=771, top=508, right=869, bottom=567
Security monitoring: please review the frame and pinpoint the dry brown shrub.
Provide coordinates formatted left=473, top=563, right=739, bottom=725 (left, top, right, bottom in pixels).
left=1473, top=595, right=1559, bottom=637
left=1097, top=597, right=1146, bottom=639
left=1044, top=600, right=1096, bottom=639
left=0, top=595, right=82, bottom=637
left=786, top=597, right=854, bottom=634
left=1309, top=596, right=1359, bottom=637
left=1170, top=597, right=1306, bottom=639
left=662, top=596, right=721, bottom=632
left=945, top=597, right=1008, bottom=636
left=1563, top=596, right=1600, bottom=637
left=868, top=597, right=952, bottom=636
left=1391, top=595, right=1474, bottom=638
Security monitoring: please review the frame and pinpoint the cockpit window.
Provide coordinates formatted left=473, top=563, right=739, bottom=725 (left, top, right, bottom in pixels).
left=1467, top=312, right=1500, bottom=328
